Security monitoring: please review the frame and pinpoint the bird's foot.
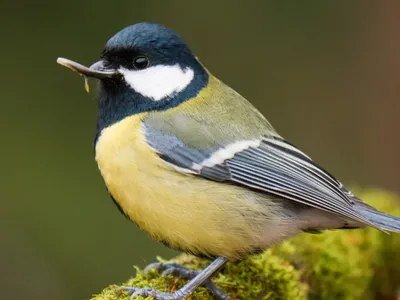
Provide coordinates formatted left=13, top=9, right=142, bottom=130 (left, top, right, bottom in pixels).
left=121, top=262, right=230, bottom=300
left=144, top=262, right=200, bottom=279
left=145, top=262, right=229, bottom=299
left=122, top=286, right=184, bottom=300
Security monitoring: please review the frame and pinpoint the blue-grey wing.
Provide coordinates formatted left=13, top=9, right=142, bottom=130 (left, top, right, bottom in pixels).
left=144, top=122, right=374, bottom=227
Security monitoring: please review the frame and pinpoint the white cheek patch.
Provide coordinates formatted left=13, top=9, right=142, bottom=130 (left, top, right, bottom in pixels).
left=192, top=139, right=262, bottom=171
left=119, top=64, right=194, bottom=101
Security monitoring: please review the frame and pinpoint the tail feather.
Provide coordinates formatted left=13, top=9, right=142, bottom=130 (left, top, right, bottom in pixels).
left=354, top=205, right=400, bottom=233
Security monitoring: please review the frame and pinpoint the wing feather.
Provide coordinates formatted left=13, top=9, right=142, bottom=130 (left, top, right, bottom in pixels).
left=226, top=145, right=371, bottom=224
left=144, top=124, right=375, bottom=227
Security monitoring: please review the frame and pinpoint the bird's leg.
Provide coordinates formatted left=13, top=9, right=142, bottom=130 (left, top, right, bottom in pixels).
left=143, top=261, right=229, bottom=299
left=122, top=256, right=229, bottom=300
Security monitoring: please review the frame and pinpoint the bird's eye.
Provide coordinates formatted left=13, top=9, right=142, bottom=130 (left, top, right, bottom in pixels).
left=133, top=56, right=149, bottom=69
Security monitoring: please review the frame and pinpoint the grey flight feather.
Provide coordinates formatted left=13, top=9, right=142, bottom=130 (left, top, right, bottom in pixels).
left=143, top=119, right=400, bottom=232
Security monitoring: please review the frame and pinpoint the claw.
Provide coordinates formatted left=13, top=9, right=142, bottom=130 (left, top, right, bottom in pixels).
left=133, top=261, right=230, bottom=300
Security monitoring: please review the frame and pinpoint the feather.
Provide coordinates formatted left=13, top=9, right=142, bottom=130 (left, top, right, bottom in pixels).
left=145, top=123, right=384, bottom=228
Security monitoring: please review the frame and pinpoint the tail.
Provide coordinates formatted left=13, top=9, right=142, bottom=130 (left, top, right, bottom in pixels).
left=353, top=204, right=400, bottom=233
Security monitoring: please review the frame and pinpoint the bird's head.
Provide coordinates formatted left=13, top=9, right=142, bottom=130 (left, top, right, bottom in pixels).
left=58, top=22, right=208, bottom=129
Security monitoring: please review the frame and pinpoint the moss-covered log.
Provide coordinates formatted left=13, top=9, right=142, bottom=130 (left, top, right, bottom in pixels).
left=92, top=189, right=400, bottom=300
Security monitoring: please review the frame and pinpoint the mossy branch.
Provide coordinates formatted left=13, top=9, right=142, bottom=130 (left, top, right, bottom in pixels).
left=92, top=189, right=400, bottom=300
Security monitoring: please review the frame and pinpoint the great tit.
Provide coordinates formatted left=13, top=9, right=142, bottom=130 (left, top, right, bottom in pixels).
left=57, top=22, right=400, bottom=300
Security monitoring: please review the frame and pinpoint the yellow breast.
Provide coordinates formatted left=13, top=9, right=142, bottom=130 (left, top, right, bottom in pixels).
left=95, top=113, right=284, bottom=258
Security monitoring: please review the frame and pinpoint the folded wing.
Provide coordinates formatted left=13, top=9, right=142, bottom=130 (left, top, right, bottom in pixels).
left=144, top=121, right=378, bottom=229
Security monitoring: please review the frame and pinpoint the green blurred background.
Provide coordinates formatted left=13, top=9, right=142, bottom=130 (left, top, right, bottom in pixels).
left=1, top=1, right=399, bottom=299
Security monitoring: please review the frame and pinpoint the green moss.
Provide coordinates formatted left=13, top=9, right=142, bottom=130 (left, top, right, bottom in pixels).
left=91, top=189, right=400, bottom=300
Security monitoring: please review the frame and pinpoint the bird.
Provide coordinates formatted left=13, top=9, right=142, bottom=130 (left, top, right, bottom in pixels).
left=57, top=22, right=400, bottom=300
